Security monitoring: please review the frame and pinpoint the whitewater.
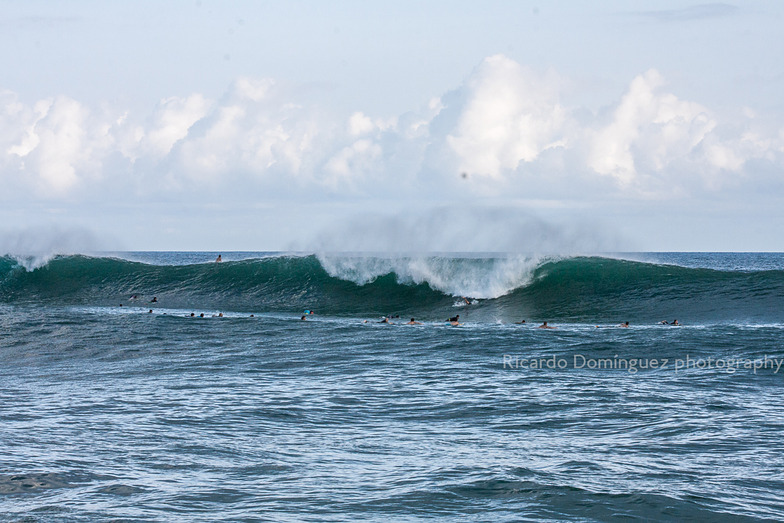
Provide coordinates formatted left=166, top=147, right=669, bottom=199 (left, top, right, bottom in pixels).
left=1, top=252, right=784, bottom=521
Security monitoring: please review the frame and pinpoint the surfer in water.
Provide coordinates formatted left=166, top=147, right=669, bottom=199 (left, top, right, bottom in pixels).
left=447, top=315, right=459, bottom=323
left=406, top=318, right=422, bottom=325
left=514, top=319, right=526, bottom=324
left=215, top=254, right=222, bottom=263
left=538, top=321, right=556, bottom=329
left=150, top=296, right=158, bottom=303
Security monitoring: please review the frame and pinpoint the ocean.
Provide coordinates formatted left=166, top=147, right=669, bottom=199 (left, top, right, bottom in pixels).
left=1, top=252, right=783, bottom=521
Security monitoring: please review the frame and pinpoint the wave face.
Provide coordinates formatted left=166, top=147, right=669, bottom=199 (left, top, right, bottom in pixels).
left=1, top=253, right=783, bottom=322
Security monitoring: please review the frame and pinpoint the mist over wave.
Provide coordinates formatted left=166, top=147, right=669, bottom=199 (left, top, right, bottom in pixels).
left=306, top=205, right=631, bottom=254
left=0, top=226, right=113, bottom=270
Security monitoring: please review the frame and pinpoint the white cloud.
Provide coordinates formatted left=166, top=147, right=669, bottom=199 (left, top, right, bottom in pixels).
left=324, top=138, right=382, bottom=189
left=446, top=55, right=569, bottom=179
left=348, top=112, right=374, bottom=136
left=175, top=83, right=323, bottom=185
left=2, top=95, right=114, bottom=193
left=144, top=94, right=211, bottom=157
left=588, top=69, right=715, bottom=186
left=0, top=55, right=782, bottom=204
left=232, top=77, right=275, bottom=102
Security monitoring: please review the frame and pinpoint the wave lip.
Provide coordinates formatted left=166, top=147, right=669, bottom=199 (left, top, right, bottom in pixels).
left=317, top=253, right=548, bottom=299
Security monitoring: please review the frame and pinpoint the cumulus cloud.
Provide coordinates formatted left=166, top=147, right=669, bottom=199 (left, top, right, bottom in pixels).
left=2, top=93, right=115, bottom=193
left=173, top=77, right=328, bottom=189
left=144, top=94, right=210, bottom=157
left=0, top=55, right=782, bottom=205
left=588, top=69, right=716, bottom=186
left=445, top=55, right=569, bottom=179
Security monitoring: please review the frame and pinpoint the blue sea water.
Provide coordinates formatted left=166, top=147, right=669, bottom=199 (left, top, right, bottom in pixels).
left=1, top=252, right=783, bottom=521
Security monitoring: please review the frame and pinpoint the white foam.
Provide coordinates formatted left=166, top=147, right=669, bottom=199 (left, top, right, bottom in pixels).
left=317, top=254, right=554, bottom=299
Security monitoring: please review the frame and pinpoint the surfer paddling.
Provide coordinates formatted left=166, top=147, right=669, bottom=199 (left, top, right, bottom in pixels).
left=597, top=321, right=630, bottom=328
left=445, top=315, right=461, bottom=326
left=538, top=321, right=556, bottom=329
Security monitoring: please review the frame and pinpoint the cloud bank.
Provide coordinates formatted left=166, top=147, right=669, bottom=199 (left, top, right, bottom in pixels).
left=1, top=54, right=782, bottom=207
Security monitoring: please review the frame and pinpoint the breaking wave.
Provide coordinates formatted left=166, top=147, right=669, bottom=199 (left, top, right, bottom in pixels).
left=1, top=253, right=782, bottom=322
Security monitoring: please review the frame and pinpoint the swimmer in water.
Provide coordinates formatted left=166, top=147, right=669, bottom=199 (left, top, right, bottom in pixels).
left=538, top=321, right=556, bottom=329
left=406, top=318, right=422, bottom=325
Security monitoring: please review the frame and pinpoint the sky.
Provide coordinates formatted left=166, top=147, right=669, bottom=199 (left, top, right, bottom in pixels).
left=1, top=0, right=783, bottom=252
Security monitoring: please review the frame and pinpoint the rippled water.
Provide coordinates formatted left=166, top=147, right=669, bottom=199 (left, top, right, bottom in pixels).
left=2, top=297, right=784, bottom=521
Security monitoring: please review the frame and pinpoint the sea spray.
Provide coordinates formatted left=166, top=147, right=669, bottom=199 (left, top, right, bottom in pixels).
left=0, top=226, right=111, bottom=270
left=316, top=253, right=549, bottom=299
left=306, top=205, right=629, bottom=254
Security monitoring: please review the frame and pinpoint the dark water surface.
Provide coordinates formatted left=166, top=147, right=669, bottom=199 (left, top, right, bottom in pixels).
left=1, top=253, right=783, bottom=521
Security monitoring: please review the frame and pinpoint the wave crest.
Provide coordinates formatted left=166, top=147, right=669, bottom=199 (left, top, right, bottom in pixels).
left=317, top=254, right=548, bottom=299
left=2, top=253, right=783, bottom=322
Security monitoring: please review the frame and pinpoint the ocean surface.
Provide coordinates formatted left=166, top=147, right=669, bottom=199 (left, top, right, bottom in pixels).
left=1, top=251, right=783, bottom=522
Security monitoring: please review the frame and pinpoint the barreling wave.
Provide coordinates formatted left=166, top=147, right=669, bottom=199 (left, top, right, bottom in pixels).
left=1, top=253, right=783, bottom=322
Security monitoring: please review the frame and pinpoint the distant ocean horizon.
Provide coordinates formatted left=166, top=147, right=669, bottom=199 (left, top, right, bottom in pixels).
left=2, top=251, right=783, bottom=520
